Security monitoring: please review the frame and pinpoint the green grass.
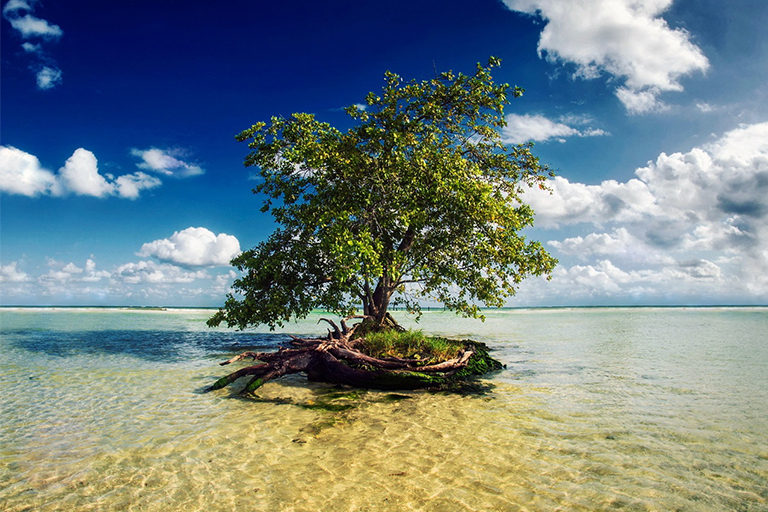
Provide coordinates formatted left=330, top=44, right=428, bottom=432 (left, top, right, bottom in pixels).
left=360, top=329, right=465, bottom=362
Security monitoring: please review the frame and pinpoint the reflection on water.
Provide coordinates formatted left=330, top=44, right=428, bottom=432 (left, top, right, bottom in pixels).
left=1, top=307, right=767, bottom=511
left=10, top=328, right=284, bottom=362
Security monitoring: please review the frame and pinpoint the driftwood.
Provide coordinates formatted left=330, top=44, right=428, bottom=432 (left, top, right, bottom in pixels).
left=206, top=316, right=493, bottom=394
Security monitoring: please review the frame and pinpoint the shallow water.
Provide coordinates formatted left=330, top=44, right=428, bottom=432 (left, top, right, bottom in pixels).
left=1, top=307, right=767, bottom=511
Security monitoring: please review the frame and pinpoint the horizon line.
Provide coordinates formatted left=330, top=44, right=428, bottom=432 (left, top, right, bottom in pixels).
left=2, top=304, right=767, bottom=310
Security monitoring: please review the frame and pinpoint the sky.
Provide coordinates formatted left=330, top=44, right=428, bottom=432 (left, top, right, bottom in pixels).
left=2, top=0, right=768, bottom=308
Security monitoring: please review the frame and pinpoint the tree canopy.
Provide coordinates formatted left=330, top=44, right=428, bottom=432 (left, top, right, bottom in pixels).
left=209, top=57, right=557, bottom=330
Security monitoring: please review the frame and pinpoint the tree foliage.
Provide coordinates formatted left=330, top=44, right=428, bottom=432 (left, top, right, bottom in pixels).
left=209, top=58, right=557, bottom=330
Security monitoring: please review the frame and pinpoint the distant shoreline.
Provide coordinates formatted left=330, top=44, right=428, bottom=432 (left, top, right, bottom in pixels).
left=2, top=304, right=767, bottom=311
left=0, top=305, right=218, bottom=312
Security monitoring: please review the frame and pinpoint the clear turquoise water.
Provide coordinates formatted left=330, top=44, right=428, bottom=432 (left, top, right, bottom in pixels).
left=1, top=307, right=767, bottom=511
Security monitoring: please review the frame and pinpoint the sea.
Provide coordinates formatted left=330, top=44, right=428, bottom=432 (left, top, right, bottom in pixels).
left=1, top=307, right=766, bottom=511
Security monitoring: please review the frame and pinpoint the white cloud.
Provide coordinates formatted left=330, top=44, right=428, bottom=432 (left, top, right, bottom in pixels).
left=528, top=122, right=768, bottom=234
left=676, top=259, right=722, bottom=279
left=35, top=66, right=62, bottom=90
left=581, top=128, right=607, bottom=137
left=634, top=124, right=768, bottom=235
left=525, top=122, right=768, bottom=302
left=130, top=148, right=205, bottom=178
left=3, top=0, right=64, bottom=89
left=556, top=260, right=633, bottom=294
left=503, top=114, right=577, bottom=144
left=0, top=146, right=162, bottom=199
left=0, top=145, right=57, bottom=196
left=504, top=0, right=709, bottom=114
left=38, top=269, right=75, bottom=284
left=525, top=175, right=656, bottom=228
left=615, top=87, right=668, bottom=115
left=502, top=113, right=608, bottom=144
left=114, top=172, right=162, bottom=199
left=513, top=256, right=732, bottom=305
left=38, top=258, right=111, bottom=287
left=5, top=13, right=62, bottom=39
left=1, top=255, right=240, bottom=306
left=549, top=228, right=677, bottom=269
left=137, top=227, right=241, bottom=267
left=706, top=122, right=768, bottom=164
left=82, top=259, right=111, bottom=282
left=61, top=262, right=83, bottom=274
left=114, top=260, right=209, bottom=284
left=54, top=148, right=115, bottom=197
left=2, top=0, right=32, bottom=14
left=3, top=0, right=61, bottom=38
left=211, top=270, right=238, bottom=295
left=0, top=262, right=30, bottom=283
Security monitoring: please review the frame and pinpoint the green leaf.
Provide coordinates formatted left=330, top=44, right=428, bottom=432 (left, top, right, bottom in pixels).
left=209, top=58, right=557, bottom=330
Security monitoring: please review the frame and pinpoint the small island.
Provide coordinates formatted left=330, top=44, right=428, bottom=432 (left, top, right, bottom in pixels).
left=207, top=58, right=556, bottom=393
left=207, top=317, right=503, bottom=392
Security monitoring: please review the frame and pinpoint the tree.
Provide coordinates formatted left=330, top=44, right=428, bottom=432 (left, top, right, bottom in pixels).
left=209, top=57, right=556, bottom=333
left=205, top=58, right=556, bottom=393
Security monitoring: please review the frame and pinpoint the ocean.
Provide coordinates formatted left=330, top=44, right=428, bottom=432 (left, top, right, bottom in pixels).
left=1, top=307, right=766, bottom=511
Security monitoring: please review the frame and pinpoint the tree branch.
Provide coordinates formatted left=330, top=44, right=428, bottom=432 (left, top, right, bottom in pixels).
left=317, top=318, right=342, bottom=339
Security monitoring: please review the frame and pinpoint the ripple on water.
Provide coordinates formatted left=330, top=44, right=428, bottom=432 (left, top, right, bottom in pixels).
left=1, top=308, right=768, bottom=511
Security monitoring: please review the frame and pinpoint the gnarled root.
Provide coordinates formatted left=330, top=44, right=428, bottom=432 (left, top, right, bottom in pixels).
left=205, top=317, right=489, bottom=394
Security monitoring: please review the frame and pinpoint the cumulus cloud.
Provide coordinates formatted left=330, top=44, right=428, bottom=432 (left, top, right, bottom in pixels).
left=0, top=261, right=30, bottom=283
left=503, top=0, right=709, bottom=114
left=0, top=145, right=57, bottom=196
left=1, top=255, right=240, bottom=305
left=81, top=259, right=111, bottom=282
left=556, top=260, right=636, bottom=294
left=554, top=258, right=721, bottom=293
left=676, top=259, right=722, bottom=279
left=503, top=113, right=608, bottom=144
left=114, top=172, right=163, bottom=199
left=549, top=228, right=675, bottom=265
left=525, top=175, right=657, bottom=228
left=0, top=146, right=161, bottom=199
left=615, top=87, right=667, bottom=114
left=528, top=123, right=768, bottom=234
left=53, top=148, right=115, bottom=197
left=61, top=262, right=83, bottom=274
left=523, top=122, right=768, bottom=303
left=137, top=227, right=241, bottom=267
left=131, top=148, right=205, bottom=178
left=211, top=270, right=238, bottom=296
left=37, top=258, right=112, bottom=292
left=114, top=260, right=209, bottom=284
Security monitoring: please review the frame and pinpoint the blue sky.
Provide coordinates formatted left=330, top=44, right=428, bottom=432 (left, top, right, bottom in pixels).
left=2, top=0, right=768, bottom=307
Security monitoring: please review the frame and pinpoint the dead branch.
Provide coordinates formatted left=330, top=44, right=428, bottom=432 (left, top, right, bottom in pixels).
left=317, top=318, right=341, bottom=339
left=207, top=319, right=496, bottom=394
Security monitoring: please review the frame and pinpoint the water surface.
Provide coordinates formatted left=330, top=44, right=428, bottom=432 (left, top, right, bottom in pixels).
left=1, top=307, right=766, bottom=511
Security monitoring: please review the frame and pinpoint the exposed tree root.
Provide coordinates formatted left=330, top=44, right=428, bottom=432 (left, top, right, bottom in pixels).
left=206, top=316, right=501, bottom=394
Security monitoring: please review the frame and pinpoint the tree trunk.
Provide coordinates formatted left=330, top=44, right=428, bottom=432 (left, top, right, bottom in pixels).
left=367, top=279, right=395, bottom=326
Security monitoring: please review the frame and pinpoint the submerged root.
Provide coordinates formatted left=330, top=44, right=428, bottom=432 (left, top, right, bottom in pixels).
left=206, top=316, right=502, bottom=394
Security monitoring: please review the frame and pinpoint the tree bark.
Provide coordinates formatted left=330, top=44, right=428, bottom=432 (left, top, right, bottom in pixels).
left=205, top=316, right=499, bottom=394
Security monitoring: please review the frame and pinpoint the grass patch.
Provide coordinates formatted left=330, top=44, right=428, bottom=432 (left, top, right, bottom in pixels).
left=360, top=329, right=465, bottom=363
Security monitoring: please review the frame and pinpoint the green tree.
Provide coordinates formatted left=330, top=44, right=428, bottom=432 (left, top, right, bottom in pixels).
left=209, top=57, right=556, bottom=331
